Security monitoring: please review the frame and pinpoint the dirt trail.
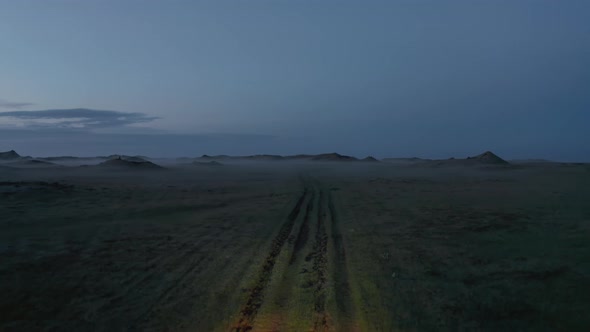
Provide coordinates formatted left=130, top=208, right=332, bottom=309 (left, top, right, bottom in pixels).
left=232, top=186, right=309, bottom=331
left=231, top=178, right=356, bottom=332
left=327, top=191, right=356, bottom=329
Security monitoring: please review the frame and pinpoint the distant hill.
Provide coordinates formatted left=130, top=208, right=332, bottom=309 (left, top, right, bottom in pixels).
left=426, top=151, right=510, bottom=167
left=361, top=156, right=379, bottom=162
left=41, top=156, right=81, bottom=161
left=381, top=151, right=510, bottom=167
left=0, top=150, right=21, bottom=160
left=242, top=154, right=284, bottom=161
left=309, top=153, right=358, bottom=161
left=200, top=154, right=232, bottom=160
left=4, top=159, right=59, bottom=168
left=467, top=151, right=509, bottom=164
left=382, top=157, right=431, bottom=163
left=193, top=160, right=223, bottom=166
left=97, top=158, right=163, bottom=170
left=18, top=159, right=55, bottom=165
left=197, top=153, right=360, bottom=162
left=107, top=155, right=149, bottom=162
left=285, top=154, right=314, bottom=160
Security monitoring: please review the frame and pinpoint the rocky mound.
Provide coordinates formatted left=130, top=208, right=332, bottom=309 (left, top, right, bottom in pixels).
left=17, top=159, right=55, bottom=165
left=41, top=156, right=79, bottom=161
left=196, top=153, right=365, bottom=162
left=4, top=159, right=59, bottom=168
left=310, top=153, right=358, bottom=161
left=0, top=150, right=21, bottom=160
left=285, top=154, right=314, bottom=160
left=107, top=155, right=149, bottom=162
left=382, top=157, right=431, bottom=165
left=98, top=158, right=163, bottom=170
left=200, top=154, right=231, bottom=160
left=467, top=151, right=509, bottom=164
left=243, top=154, right=284, bottom=161
left=361, top=156, right=379, bottom=162
left=422, top=151, right=510, bottom=167
left=194, top=160, right=223, bottom=166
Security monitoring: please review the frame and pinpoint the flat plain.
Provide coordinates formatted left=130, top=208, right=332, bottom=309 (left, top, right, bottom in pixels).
left=1, top=158, right=589, bottom=331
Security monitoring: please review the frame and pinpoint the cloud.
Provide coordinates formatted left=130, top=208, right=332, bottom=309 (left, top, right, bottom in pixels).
left=0, top=98, right=34, bottom=109
left=0, top=108, right=159, bottom=129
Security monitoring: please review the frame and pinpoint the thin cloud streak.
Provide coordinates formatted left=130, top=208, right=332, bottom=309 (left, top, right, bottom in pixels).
left=0, top=108, right=159, bottom=129
left=0, top=98, right=34, bottom=109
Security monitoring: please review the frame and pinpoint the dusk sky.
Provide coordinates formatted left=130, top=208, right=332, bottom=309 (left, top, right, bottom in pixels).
left=1, top=0, right=589, bottom=160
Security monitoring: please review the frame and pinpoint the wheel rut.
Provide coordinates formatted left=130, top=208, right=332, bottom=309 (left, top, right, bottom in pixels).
left=289, top=191, right=314, bottom=264
left=328, top=191, right=355, bottom=327
left=230, top=178, right=355, bottom=332
left=232, top=187, right=309, bottom=332
left=312, top=190, right=329, bottom=331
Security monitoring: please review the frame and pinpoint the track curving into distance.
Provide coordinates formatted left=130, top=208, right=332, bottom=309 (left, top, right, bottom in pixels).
left=231, top=178, right=356, bottom=332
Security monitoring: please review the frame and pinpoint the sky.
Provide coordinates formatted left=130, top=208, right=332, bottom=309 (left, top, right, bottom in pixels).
left=0, top=0, right=589, bottom=160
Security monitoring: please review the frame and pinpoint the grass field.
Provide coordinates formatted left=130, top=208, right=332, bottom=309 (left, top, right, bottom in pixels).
left=1, top=161, right=589, bottom=331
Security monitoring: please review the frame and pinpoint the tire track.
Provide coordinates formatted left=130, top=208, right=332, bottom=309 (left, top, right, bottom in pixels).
left=230, top=180, right=356, bottom=331
left=312, top=190, right=330, bottom=331
left=232, top=186, right=309, bottom=332
left=289, top=191, right=315, bottom=264
left=328, top=190, right=355, bottom=323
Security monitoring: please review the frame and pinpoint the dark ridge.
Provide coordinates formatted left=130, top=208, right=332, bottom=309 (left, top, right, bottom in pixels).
left=242, top=154, right=284, bottom=161
left=40, top=156, right=80, bottom=161
left=361, top=156, right=379, bottom=162
left=199, top=154, right=231, bottom=160
left=382, top=157, right=431, bottom=162
left=1, top=159, right=60, bottom=168
left=193, top=160, right=223, bottom=166
left=310, top=153, right=358, bottom=161
left=198, top=153, right=361, bottom=162
left=97, top=158, right=163, bottom=169
left=0, top=150, right=21, bottom=160
left=107, top=155, right=149, bottom=162
left=13, top=159, right=56, bottom=166
left=467, top=151, right=509, bottom=164
left=286, top=154, right=315, bottom=160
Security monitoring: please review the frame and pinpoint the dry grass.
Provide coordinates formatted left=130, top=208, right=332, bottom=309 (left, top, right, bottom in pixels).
left=1, top=162, right=589, bottom=331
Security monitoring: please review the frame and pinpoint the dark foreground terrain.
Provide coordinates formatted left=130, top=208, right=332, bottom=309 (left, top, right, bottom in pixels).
left=1, top=160, right=589, bottom=331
